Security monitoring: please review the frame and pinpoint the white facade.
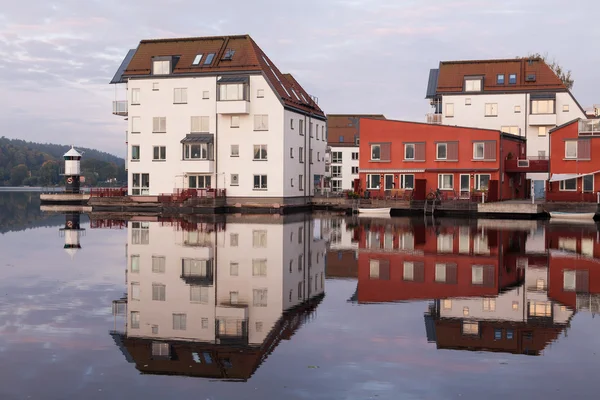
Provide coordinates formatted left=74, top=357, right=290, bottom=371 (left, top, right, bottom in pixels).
left=329, top=146, right=359, bottom=192
left=121, top=75, right=326, bottom=201
left=123, top=216, right=326, bottom=345
left=439, top=91, right=585, bottom=182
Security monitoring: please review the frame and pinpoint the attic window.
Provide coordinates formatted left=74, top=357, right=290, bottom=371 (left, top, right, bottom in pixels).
left=222, top=49, right=235, bottom=60
left=464, top=78, right=482, bottom=92
left=152, top=60, right=171, bottom=75
left=509, top=74, right=517, bottom=84
left=526, top=74, right=536, bottom=82
left=204, top=53, right=215, bottom=65
left=192, top=54, right=203, bottom=65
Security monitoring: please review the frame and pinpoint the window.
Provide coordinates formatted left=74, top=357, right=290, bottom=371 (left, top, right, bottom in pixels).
left=371, top=145, right=381, bottom=160
left=459, top=226, right=470, bottom=253
left=564, top=270, right=576, bottom=291
left=565, top=140, right=577, bottom=159
left=436, top=143, right=447, bottom=160
left=253, top=175, right=267, bottom=189
left=309, top=122, right=314, bottom=137
left=514, top=105, right=521, bottom=113
left=254, top=115, right=269, bottom=131
left=506, top=330, right=514, bottom=340
left=443, top=299, right=452, bottom=310
left=131, top=255, right=140, bottom=273
left=256, top=322, right=263, bottom=332
left=152, top=146, right=166, bottom=161
left=230, top=233, right=238, bottom=247
left=173, top=314, right=187, bottom=330
left=497, top=74, right=505, bottom=84
left=152, top=256, right=165, bottom=273
left=560, top=178, right=577, bottom=191
left=463, top=307, right=469, bottom=316
left=475, top=174, right=491, bottom=191
left=257, top=89, right=265, bottom=98
left=509, top=74, right=517, bottom=84
left=184, top=144, right=210, bottom=160
left=190, top=286, right=209, bottom=303
left=473, top=142, right=484, bottom=159
left=331, top=166, right=342, bottom=178
left=152, top=59, right=170, bottom=75
left=252, top=230, right=267, bottom=248
left=563, top=104, right=570, bottom=112
left=445, top=103, right=454, bottom=117
left=501, top=126, right=520, bottom=135
left=204, top=53, right=215, bottom=64
left=131, top=145, right=140, bottom=161
left=352, top=152, right=359, bottom=160
left=465, top=98, right=471, bottom=105
left=352, top=166, right=359, bottom=174
left=299, top=119, right=304, bottom=135
left=152, top=82, right=159, bottom=91
left=191, top=116, right=209, bottom=133
left=188, top=175, right=211, bottom=189
left=403, top=261, right=414, bottom=281
left=438, top=174, right=453, bottom=190
left=584, top=175, right=594, bottom=192
left=405, top=144, right=415, bottom=160
left=151, top=325, right=159, bottom=334
left=131, top=116, right=141, bottom=133
left=367, top=174, right=381, bottom=189
left=252, top=259, right=267, bottom=276
left=182, top=259, right=212, bottom=278
left=253, top=144, right=267, bottom=160
left=339, top=136, right=344, bottom=143
left=437, top=234, right=453, bottom=252
left=299, top=147, right=304, bottom=163
left=529, top=301, right=551, bottom=317
left=463, top=321, right=479, bottom=335
left=483, top=298, right=496, bottom=311
left=384, top=174, right=394, bottom=190
left=173, top=88, right=187, bottom=104
left=192, top=54, right=203, bottom=65
left=299, top=175, right=304, bottom=190
left=130, top=311, right=140, bottom=329
left=131, top=88, right=140, bottom=105
left=464, top=78, right=482, bottom=92
left=131, top=173, right=150, bottom=195
left=532, top=99, right=554, bottom=114
left=152, top=117, right=166, bottom=133
left=152, top=284, right=166, bottom=301
left=512, top=301, right=519, bottom=310
left=253, top=289, right=268, bottom=307
left=354, top=135, right=359, bottom=145
left=230, top=144, right=239, bottom=157
left=435, top=263, right=447, bottom=282
left=230, top=262, right=239, bottom=276
left=202, top=90, right=209, bottom=99
left=400, top=174, right=414, bottom=189
left=538, top=126, right=548, bottom=137
left=494, top=329, right=502, bottom=340
left=485, top=103, right=498, bottom=116
left=231, top=116, right=240, bottom=128
left=131, top=282, right=140, bottom=300
left=331, top=180, right=341, bottom=191
left=332, top=152, right=342, bottom=163
left=219, top=83, right=245, bottom=100
left=230, top=174, right=239, bottom=186
left=289, top=119, right=294, bottom=130
left=471, top=266, right=484, bottom=284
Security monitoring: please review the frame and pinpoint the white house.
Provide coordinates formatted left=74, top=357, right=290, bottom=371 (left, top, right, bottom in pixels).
left=111, top=35, right=326, bottom=205
left=114, top=215, right=326, bottom=378
left=425, top=57, right=587, bottom=198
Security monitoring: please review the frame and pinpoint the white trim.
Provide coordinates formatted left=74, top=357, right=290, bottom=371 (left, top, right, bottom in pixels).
left=460, top=174, right=470, bottom=193
left=436, top=143, right=447, bottom=160
left=559, top=178, right=577, bottom=191
left=473, top=142, right=485, bottom=160
left=404, top=143, right=415, bottom=160
left=371, top=144, right=381, bottom=161
left=565, top=140, right=578, bottom=159
left=583, top=174, right=595, bottom=193
left=438, top=173, right=454, bottom=190
left=400, top=174, right=415, bottom=189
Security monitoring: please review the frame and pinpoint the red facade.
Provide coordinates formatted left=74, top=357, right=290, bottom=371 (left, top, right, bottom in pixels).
left=358, top=119, right=527, bottom=201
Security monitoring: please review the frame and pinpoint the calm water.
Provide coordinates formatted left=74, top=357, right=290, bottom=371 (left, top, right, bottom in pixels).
left=1, top=192, right=600, bottom=399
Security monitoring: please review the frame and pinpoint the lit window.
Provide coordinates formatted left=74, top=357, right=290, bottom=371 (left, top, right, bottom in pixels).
left=538, top=126, right=547, bottom=136
left=463, top=321, right=478, bottom=335
left=565, top=140, right=577, bottom=159
left=192, top=54, right=203, bottom=65
left=464, top=78, right=482, bottom=92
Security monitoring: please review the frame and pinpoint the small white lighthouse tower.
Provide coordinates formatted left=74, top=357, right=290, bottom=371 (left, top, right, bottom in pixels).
left=63, top=147, right=82, bottom=194
left=59, top=212, right=85, bottom=259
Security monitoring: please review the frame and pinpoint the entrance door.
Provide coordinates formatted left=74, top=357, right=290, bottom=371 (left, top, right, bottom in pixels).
left=533, top=180, right=545, bottom=200
left=460, top=174, right=470, bottom=198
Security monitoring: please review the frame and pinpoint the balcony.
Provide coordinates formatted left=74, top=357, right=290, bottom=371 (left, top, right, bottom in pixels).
left=112, top=100, right=128, bottom=116
left=529, top=113, right=556, bottom=126
left=579, top=119, right=600, bottom=136
left=216, top=100, right=250, bottom=114
left=505, top=156, right=549, bottom=173
left=426, top=113, right=442, bottom=124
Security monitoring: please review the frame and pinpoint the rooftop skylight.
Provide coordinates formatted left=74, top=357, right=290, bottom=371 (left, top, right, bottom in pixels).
left=222, top=49, right=235, bottom=60
left=192, top=54, right=203, bottom=65
left=204, top=53, right=215, bottom=65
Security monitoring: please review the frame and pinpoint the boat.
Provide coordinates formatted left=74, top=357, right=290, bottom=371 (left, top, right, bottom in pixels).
left=549, top=211, right=596, bottom=221
left=358, top=207, right=391, bottom=215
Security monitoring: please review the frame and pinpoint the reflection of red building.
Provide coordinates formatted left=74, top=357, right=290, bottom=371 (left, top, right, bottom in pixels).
left=354, top=219, right=526, bottom=303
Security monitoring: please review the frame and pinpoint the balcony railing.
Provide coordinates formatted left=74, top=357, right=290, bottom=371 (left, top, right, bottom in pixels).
left=579, top=119, right=600, bottom=136
left=112, top=101, right=128, bottom=116
left=505, top=156, right=549, bottom=173
left=426, top=113, right=442, bottom=124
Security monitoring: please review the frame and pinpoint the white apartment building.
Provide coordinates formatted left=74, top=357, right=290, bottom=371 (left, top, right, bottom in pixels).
left=111, top=35, right=326, bottom=205
left=113, top=215, right=326, bottom=378
left=326, top=114, right=386, bottom=192
left=426, top=58, right=587, bottom=198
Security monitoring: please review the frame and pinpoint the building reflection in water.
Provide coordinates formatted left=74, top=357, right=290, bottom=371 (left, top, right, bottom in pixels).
left=109, top=214, right=326, bottom=381
left=339, top=216, right=600, bottom=356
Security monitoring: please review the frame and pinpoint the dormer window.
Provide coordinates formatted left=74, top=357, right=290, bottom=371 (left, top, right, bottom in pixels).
left=509, top=74, right=517, bottom=84
left=152, top=59, right=171, bottom=75
left=464, top=78, right=482, bottom=92
left=222, top=49, right=235, bottom=60
left=204, top=53, right=215, bottom=65
left=192, top=54, right=203, bottom=65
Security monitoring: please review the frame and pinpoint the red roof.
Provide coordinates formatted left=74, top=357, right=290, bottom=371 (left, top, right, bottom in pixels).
left=436, top=58, right=566, bottom=94
left=327, top=114, right=386, bottom=146
left=121, top=35, right=324, bottom=117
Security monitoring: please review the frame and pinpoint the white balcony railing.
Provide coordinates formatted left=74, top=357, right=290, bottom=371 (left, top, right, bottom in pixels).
left=113, top=100, right=128, bottom=116
left=426, top=113, right=442, bottom=124
left=579, top=119, right=600, bottom=136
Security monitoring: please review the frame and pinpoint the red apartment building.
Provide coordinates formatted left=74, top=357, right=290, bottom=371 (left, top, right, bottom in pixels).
left=548, top=118, right=600, bottom=201
left=358, top=119, right=528, bottom=201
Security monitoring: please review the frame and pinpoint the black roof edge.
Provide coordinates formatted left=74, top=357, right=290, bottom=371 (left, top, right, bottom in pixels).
left=425, top=68, right=440, bottom=99
left=548, top=118, right=581, bottom=134
left=110, top=49, right=137, bottom=84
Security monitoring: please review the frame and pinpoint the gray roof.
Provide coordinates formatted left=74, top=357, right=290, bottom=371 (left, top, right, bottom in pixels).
left=181, top=134, right=214, bottom=144
left=425, top=68, right=439, bottom=99
left=218, top=76, right=249, bottom=84
left=110, top=49, right=137, bottom=84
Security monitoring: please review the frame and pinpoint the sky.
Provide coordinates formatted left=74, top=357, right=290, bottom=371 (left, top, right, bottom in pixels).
left=0, top=0, right=599, bottom=157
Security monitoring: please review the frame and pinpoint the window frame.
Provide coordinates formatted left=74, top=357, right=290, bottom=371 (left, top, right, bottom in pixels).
left=473, top=142, right=485, bottom=160
left=485, top=103, right=498, bottom=117
left=475, top=174, right=491, bottom=191
left=253, top=174, right=268, bottom=190
left=152, top=145, right=166, bottom=161
left=173, top=88, right=188, bottom=104
left=565, top=140, right=578, bottom=159
left=253, top=144, right=268, bottom=161
left=254, top=114, right=269, bottom=131
left=531, top=99, right=555, bottom=115
left=583, top=174, right=594, bottom=193
left=438, top=174, right=454, bottom=190
left=496, top=74, right=505, bottom=85
left=152, top=117, right=167, bottom=133
left=404, top=143, right=415, bottom=160
left=464, top=77, right=482, bottom=92
left=183, top=143, right=211, bottom=160
left=508, top=73, right=517, bottom=84
left=131, top=145, right=140, bottom=161
left=445, top=102, right=454, bottom=118
left=400, top=174, right=414, bottom=189
left=367, top=174, right=381, bottom=190
left=371, top=144, right=381, bottom=161
left=559, top=178, right=577, bottom=191
left=436, top=143, right=447, bottom=160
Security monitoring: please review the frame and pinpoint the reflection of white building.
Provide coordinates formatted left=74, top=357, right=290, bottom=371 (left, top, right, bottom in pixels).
left=112, top=215, right=325, bottom=380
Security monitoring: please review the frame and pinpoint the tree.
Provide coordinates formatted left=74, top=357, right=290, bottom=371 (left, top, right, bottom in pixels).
left=522, top=53, right=574, bottom=90
left=10, top=164, right=29, bottom=186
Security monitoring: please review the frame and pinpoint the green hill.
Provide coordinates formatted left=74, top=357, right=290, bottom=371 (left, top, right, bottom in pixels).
left=0, top=137, right=126, bottom=186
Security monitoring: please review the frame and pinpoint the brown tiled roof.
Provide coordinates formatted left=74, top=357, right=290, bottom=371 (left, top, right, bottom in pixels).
left=121, top=35, right=324, bottom=117
left=327, top=114, right=386, bottom=146
left=436, top=58, right=566, bottom=94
